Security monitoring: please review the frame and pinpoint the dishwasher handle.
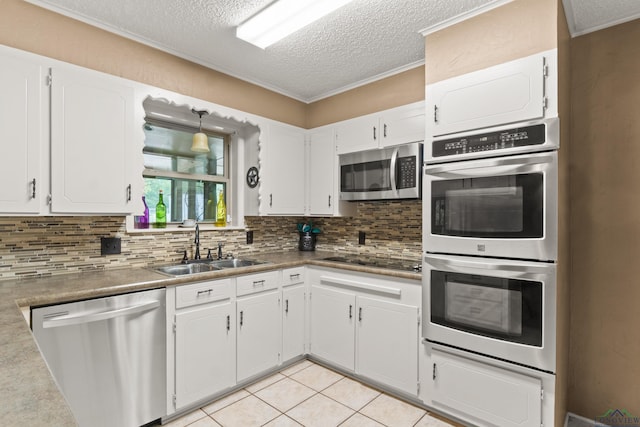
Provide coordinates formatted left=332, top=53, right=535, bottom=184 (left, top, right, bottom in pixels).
left=42, top=300, right=160, bottom=328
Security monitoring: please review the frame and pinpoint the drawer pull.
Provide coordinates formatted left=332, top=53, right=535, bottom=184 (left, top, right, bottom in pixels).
left=289, top=273, right=300, bottom=280
left=197, top=289, right=213, bottom=296
left=252, top=280, right=265, bottom=287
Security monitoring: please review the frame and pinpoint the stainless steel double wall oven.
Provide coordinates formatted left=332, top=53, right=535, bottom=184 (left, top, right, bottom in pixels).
left=422, top=117, right=559, bottom=373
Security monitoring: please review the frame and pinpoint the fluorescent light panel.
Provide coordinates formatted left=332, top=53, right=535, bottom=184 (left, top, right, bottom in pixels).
left=237, top=0, right=354, bottom=49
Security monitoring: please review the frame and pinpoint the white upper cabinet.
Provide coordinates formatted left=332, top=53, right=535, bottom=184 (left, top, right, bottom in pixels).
left=260, top=122, right=306, bottom=215
left=307, top=128, right=335, bottom=215
left=335, top=115, right=379, bottom=154
left=378, top=103, right=425, bottom=148
left=335, top=102, right=425, bottom=154
left=51, top=67, right=135, bottom=214
left=0, top=52, right=43, bottom=214
left=427, top=49, right=557, bottom=137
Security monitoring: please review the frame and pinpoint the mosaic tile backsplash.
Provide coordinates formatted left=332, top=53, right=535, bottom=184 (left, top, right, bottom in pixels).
left=0, top=200, right=421, bottom=280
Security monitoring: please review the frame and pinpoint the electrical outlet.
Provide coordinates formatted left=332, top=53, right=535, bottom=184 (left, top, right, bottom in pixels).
left=101, top=237, right=121, bottom=255
left=358, top=231, right=366, bottom=245
left=246, top=230, right=254, bottom=244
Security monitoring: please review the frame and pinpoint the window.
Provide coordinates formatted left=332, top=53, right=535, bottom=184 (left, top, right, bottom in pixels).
left=143, top=120, right=230, bottom=225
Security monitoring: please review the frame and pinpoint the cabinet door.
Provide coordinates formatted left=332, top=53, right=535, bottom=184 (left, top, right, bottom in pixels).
left=427, top=52, right=547, bottom=136
left=262, top=123, right=305, bottom=215
left=379, top=103, right=425, bottom=148
left=356, top=296, right=418, bottom=395
left=429, top=349, right=542, bottom=427
left=307, top=128, right=335, bottom=215
left=282, top=284, right=306, bottom=362
left=50, top=66, right=134, bottom=213
left=237, top=290, right=281, bottom=382
left=335, top=115, right=378, bottom=154
left=309, top=285, right=355, bottom=371
left=175, top=302, right=235, bottom=409
left=0, top=52, right=43, bottom=214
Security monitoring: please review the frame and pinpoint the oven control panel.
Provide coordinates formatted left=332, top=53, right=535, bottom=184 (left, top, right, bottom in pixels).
left=432, top=124, right=546, bottom=157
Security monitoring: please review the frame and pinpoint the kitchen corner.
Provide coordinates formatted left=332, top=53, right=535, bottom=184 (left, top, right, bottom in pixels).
left=0, top=248, right=421, bottom=425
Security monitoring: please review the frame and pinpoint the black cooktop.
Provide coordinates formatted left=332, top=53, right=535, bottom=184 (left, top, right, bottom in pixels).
left=322, top=256, right=422, bottom=273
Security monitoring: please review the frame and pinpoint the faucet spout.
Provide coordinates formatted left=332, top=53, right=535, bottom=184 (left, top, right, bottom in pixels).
left=194, top=224, right=201, bottom=260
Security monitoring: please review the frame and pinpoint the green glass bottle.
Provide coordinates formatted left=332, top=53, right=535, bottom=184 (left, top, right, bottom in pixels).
left=155, top=190, right=166, bottom=228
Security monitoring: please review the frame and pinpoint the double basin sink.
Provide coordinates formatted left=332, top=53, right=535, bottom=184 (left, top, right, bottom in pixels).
left=155, top=258, right=268, bottom=276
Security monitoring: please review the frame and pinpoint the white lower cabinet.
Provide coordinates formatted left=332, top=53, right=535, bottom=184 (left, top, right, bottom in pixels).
left=282, top=267, right=306, bottom=362
left=175, top=301, right=235, bottom=409
left=425, top=347, right=543, bottom=427
left=309, top=268, right=421, bottom=396
left=356, top=296, right=418, bottom=395
left=170, top=279, right=235, bottom=412
left=236, top=271, right=282, bottom=382
left=310, top=285, right=356, bottom=371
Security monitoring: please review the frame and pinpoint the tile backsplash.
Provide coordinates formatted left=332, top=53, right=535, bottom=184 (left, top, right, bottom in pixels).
left=0, top=200, right=421, bottom=280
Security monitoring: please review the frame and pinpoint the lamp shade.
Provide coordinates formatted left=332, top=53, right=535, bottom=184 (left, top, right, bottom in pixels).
left=191, top=132, right=210, bottom=153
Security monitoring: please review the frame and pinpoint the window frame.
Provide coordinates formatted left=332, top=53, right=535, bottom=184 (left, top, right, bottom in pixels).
left=141, top=118, right=232, bottom=226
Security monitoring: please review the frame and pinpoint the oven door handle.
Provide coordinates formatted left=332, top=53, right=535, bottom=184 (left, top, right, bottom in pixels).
left=424, top=154, right=553, bottom=177
left=389, top=147, right=399, bottom=192
left=424, top=254, right=554, bottom=275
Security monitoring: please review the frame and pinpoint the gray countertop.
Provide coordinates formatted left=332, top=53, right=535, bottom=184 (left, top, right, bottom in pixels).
left=0, top=250, right=420, bottom=426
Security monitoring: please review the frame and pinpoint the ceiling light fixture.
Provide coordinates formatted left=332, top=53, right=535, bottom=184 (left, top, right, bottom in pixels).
left=191, top=109, right=210, bottom=153
left=236, top=0, right=354, bottom=49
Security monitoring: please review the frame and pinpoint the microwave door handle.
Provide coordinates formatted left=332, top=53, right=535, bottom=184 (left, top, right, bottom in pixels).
left=424, top=155, right=553, bottom=178
left=390, top=147, right=399, bottom=192
left=424, top=254, right=553, bottom=275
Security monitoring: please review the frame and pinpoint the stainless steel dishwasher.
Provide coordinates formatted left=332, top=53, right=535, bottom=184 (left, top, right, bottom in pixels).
left=31, top=288, right=166, bottom=427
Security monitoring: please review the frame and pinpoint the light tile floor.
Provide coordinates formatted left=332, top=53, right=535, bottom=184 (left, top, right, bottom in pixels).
left=163, top=360, right=457, bottom=427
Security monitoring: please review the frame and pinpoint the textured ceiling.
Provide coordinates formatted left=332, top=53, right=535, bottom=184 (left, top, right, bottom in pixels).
left=25, top=0, right=640, bottom=102
left=563, top=0, right=640, bottom=37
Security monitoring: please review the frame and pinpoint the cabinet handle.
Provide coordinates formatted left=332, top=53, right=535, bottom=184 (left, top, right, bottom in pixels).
left=285, top=299, right=289, bottom=313
left=240, top=310, right=244, bottom=326
left=434, top=105, right=439, bottom=123
left=252, top=280, right=265, bottom=287
left=31, top=178, right=36, bottom=199
left=289, top=273, right=300, bottom=280
left=349, top=304, right=353, bottom=319
left=269, top=193, right=273, bottom=207
left=433, top=363, right=437, bottom=380
left=196, top=289, right=213, bottom=296
left=328, top=195, right=331, bottom=207
left=383, top=124, right=387, bottom=138
left=226, top=315, right=230, bottom=331
left=359, top=307, right=362, bottom=322
left=126, top=184, right=132, bottom=202
left=373, top=126, right=377, bottom=140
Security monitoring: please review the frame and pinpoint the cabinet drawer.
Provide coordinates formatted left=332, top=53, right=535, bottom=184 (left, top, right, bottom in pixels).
left=176, top=279, right=232, bottom=309
left=237, top=271, right=279, bottom=296
left=282, top=267, right=305, bottom=286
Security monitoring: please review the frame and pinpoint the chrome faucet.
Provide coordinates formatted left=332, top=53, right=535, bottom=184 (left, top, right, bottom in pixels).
left=194, top=223, right=201, bottom=260
left=217, top=242, right=223, bottom=260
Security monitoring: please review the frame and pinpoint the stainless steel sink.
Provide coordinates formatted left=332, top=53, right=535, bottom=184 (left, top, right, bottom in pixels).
left=209, top=259, right=268, bottom=268
left=155, top=263, right=221, bottom=276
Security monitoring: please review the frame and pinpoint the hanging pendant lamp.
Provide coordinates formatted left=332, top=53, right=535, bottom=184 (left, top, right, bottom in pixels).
left=191, top=109, right=210, bottom=153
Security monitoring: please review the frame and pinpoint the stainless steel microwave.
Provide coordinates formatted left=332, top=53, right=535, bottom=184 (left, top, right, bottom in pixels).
left=339, top=142, right=422, bottom=201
